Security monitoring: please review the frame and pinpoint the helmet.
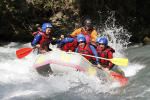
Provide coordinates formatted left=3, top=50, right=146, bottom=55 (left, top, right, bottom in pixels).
left=77, top=34, right=85, bottom=40
left=97, top=38, right=108, bottom=45
left=84, top=18, right=92, bottom=26
left=96, top=37, right=101, bottom=43
left=42, top=23, right=52, bottom=32
left=77, top=34, right=90, bottom=43
left=77, top=36, right=86, bottom=43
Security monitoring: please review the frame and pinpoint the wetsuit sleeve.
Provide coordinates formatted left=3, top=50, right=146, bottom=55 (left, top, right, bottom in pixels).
left=107, top=51, right=114, bottom=69
left=89, top=45, right=100, bottom=64
left=58, top=38, right=74, bottom=48
left=75, top=47, right=79, bottom=53
left=31, top=34, right=42, bottom=45
left=70, top=28, right=82, bottom=37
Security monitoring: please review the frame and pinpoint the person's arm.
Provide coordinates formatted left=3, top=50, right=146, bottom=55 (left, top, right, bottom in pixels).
left=51, top=34, right=65, bottom=45
left=31, top=34, right=42, bottom=46
left=58, top=38, right=74, bottom=48
left=89, top=45, right=99, bottom=64
left=90, top=30, right=98, bottom=42
left=51, top=37, right=60, bottom=45
left=70, top=28, right=82, bottom=37
left=75, top=47, right=79, bottom=53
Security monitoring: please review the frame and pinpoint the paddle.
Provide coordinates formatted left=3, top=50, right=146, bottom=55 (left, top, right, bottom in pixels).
left=16, top=48, right=34, bottom=59
left=16, top=48, right=128, bottom=66
left=73, top=53, right=128, bottom=66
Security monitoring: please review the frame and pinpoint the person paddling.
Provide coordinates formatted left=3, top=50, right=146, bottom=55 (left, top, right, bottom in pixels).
left=96, top=37, right=124, bottom=75
left=75, top=35, right=101, bottom=68
left=31, top=23, right=60, bottom=54
left=57, top=34, right=85, bottom=52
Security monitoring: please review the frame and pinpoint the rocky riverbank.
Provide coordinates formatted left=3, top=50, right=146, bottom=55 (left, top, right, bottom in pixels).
left=0, top=0, right=149, bottom=44
left=0, top=0, right=81, bottom=42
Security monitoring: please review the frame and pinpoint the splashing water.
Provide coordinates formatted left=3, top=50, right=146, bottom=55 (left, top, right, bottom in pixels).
left=0, top=43, right=115, bottom=100
left=96, top=12, right=145, bottom=79
left=0, top=15, right=146, bottom=99
left=98, top=11, right=131, bottom=53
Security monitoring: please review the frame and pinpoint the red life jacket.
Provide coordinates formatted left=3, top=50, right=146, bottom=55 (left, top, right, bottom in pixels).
left=40, top=32, right=51, bottom=51
left=81, top=27, right=91, bottom=43
left=61, top=38, right=78, bottom=52
left=32, top=31, right=42, bottom=37
left=32, top=31, right=50, bottom=51
left=81, top=27, right=91, bottom=35
left=97, top=46, right=115, bottom=68
left=78, top=43, right=93, bottom=60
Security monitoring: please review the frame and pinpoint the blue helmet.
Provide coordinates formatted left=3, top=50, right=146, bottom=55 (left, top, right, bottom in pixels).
left=42, top=23, right=52, bottom=32
left=97, top=38, right=108, bottom=45
left=96, top=37, right=101, bottom=43
left=77, top=34, right=84, bottom=40
left=77, top=36, right=86, bottom=43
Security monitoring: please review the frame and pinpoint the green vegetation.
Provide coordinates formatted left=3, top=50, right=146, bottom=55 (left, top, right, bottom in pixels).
left=0, top=0, right=149, bottom=44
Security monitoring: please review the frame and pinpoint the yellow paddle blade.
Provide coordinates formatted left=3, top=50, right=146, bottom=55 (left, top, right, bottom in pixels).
left=109, top=58, right=128, bottom=66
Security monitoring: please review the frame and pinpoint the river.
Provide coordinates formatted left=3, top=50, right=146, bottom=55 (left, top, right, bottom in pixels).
left=0, top=26, right=149, bottom=100
left=0, top=43, right=149, bottom=100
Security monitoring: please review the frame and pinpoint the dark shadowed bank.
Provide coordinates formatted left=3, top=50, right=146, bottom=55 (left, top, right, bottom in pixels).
left=0, top=0, right=150, bottom=44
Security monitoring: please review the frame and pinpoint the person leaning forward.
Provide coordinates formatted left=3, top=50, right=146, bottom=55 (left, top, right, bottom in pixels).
left=57, top=34, right=86, bottom=52
left=75, top=35, right=101, bottom=67
left=31, top=23, right=62, bottom=54
left=96, top=37, right=124, bottom=75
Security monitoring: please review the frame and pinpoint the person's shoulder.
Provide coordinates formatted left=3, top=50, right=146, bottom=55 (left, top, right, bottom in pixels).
left=36, top=33, right=42, bottom=37
left=90, top=29, right=97, bottom=35
left=92, top=28, right=97, bottom=32
left=71, top=28, right=82, bottom=36
left=106, top=46, right=115, bottom=53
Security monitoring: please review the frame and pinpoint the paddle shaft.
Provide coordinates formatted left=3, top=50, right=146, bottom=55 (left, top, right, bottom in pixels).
left=74, top=52, right=110, bottom=61
left=72, top=52, right=128, bottom=66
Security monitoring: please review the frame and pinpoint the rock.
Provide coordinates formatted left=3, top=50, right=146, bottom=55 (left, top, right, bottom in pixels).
left=54, top=21, right=62, bottom=26
left=56, top=11, right=64, bottom=19
left=49, top=11, right=64, bottom=24
left=143, top=36, right=150, bottom=44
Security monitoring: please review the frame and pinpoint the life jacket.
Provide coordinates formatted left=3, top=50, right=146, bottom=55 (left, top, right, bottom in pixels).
left=32, top=31, right=42, bottom=37
left=78, top=43, right=93, bottom=60
left=61, top=38, right=78, bottom=52
left=81, top=27, right=92, bottom=35
left=32, top=31, right=50, bottom=51
left=81, top=27, right=91, bottom=43
left=97, top=46, right=115, bottom=68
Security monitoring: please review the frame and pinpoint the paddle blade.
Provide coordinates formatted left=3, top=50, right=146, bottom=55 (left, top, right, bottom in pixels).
left=16, top=48, right=33, bottom=59
left=109, top=58, right=128, bottom=66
